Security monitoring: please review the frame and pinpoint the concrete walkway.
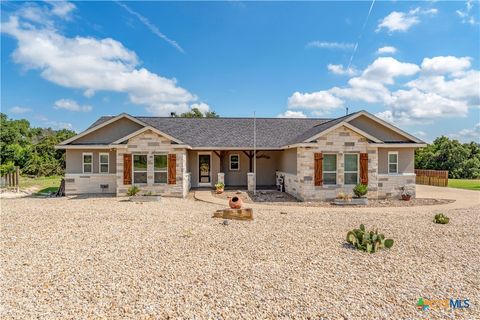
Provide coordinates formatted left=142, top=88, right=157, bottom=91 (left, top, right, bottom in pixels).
left=194, top=185, right=480, bottom=211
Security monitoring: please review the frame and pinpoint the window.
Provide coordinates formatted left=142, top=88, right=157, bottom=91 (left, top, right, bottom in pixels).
left=230, top=154, right=239, bottom=171
left=133, top=154, right=147, bottom=184
left=82, top=153, right=92, bottom=173
left=99, top=153, right=109, bottom=173
left=154, top=154, right=168, bottom=184
left=388, top=151, right=398, bottom=174
left=323, top=154, right=337, bottom=185
left=344, top=154, right=358, bottom=185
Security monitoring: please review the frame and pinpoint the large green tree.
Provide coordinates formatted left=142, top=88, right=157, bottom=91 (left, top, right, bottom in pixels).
left=0, top=113, right=76, bottom=176
left=415, top=136, right=480, bottom=179
left=172, top=107, right=220, bottom=118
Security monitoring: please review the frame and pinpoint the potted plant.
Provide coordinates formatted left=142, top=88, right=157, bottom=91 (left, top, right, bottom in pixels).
left=400, top=186, right=413, bottom=201
left=215, top=182, right=225, bottom=194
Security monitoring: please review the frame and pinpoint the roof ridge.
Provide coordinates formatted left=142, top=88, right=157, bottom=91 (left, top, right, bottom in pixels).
left=134, top=116, right=333, bottom=120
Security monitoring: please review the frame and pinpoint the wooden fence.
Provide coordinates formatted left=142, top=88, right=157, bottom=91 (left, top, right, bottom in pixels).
left=0, top=167, right=20, bottom=191
left=415, top=169, right=449, bottom=187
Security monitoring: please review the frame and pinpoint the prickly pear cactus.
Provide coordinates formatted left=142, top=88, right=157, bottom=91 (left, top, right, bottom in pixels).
left=434, top=213, right=450, bottom=224
left=345, top=224, right=394, bottom=253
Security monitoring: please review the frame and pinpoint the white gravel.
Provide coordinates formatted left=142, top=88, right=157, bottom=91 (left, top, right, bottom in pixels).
left=1, top=195, right=479, bottom=319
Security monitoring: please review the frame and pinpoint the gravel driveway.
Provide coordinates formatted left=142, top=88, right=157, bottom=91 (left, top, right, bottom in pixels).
left=1, top=187, right=479, bottom=319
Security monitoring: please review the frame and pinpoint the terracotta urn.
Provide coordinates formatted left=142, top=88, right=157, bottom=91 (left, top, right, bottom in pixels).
left=401, top=194, right=411, bottom=201
left=229, top=196, right=243, bottom=209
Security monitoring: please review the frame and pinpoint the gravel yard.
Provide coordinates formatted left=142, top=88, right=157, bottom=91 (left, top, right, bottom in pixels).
left=1, top=192, right=479, bottom=319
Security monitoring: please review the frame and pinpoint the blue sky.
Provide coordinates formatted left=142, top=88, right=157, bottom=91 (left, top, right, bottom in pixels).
left=1, top=1, right=479, bottom=142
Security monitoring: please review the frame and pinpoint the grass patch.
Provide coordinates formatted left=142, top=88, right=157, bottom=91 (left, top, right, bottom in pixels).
left=19, top=175, right=61, bottom=193
left=448, top=179, right=480, bottom=191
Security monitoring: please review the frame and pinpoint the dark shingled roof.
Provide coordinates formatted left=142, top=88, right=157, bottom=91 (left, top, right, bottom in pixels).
left=89, top=116, right=334, bottom=148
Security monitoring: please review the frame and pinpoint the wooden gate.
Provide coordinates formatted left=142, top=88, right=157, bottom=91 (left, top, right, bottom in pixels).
left=415, top=169, right=448, bottom=187
left=0, top=166, right=20, bottom=191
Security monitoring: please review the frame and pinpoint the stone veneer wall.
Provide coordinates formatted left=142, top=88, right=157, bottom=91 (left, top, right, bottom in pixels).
left=65, top=174, right=117, bottom=195
left=115, top=130, right=188, bottom=197
left=377, top=174, right=416, bottom=199
left=276, top=171, right=301, bottom=199
left=295, top=125, right=379, bottom=201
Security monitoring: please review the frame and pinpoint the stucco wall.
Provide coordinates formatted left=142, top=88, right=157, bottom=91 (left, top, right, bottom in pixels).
left=116, top=130, right=187, bottom=197
left=377, top=148, right=415, bottom=174
left=74, top=118, right=144, bottom=144
left=348, top=115, right=410, bottom=142
left=66, top=149, right=117, bottom=174
left=278, top=148, right=297, bottom=174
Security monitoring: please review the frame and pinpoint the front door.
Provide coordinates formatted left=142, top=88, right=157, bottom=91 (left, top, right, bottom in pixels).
left=198, top=154, right=211, bottom=185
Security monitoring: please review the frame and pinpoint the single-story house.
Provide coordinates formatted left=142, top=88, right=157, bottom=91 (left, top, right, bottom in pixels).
left=56, top=110, right=426, bottom=200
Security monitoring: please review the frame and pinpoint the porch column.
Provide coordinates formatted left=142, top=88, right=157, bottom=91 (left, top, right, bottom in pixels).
left=218, top=172, right=224, bottom=184
left=247, top=172, right=255, bottom=191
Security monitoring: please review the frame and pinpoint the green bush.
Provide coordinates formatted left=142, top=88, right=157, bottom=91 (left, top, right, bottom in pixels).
left=0, top=161, right=16, bottom=176
left=346, top=224, right=394, bottom=253
left=127, top=186, right=140, bottom=196
left=434, top=213, right=450, bottom=224
left=353, top=184, right=368, bottom=198
left=215, top=182, right=225, bottom=189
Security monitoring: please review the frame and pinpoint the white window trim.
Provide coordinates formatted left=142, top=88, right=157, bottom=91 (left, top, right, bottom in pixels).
left=154, top=153, right=168, bottom=184
left=323, top=153, right=337, bottom=185
left=99, top=153, right=109, bottom=173
left=229, top=153, right=240, bottom=171
left=132, top=153, right=148, bottom=185
left=82, top=152, right=93, bottom=174
left=344, top=153, right=359, bottom=185
left=388, top=151, right=399, bottom=174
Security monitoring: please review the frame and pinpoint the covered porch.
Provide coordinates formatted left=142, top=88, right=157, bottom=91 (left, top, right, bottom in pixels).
left=187, top=149, right=287, bottom=189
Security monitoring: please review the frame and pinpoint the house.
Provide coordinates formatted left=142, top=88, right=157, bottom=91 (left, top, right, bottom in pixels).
left=55, top=110, right=426, bottom=200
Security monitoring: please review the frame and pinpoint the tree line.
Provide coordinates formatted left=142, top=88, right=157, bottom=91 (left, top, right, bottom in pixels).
left=1, top=112, right=478, bottom=179
left=415, top=136, right=480, bottom=179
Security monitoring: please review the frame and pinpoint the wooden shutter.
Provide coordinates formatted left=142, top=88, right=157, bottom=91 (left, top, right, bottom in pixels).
left=123, top=154, right=132, bottom=185
left=168, top=154, right=176, bottom=184
left=360, top=153, right=368, bottom=185
left=314, top=153, right=323, bottom=186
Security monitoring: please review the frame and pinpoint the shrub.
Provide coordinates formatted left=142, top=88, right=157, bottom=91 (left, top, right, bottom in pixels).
left=353, top=184, right=368, bottom=198
left=127, top=185, right=140, bottom=196
left=0, top=161, right=16, bottom=176
left=434, top=213, right=450, bottom=224
left=346, top=224, right=394, bottom=253
left=215, top=182, right=225, bottom=189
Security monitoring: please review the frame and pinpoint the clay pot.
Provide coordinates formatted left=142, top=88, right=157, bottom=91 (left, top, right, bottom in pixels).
left=215, top=188, right=224, bottom=194
left=229, top=196, right=243, bottom=209
left=401, top=194, right=411, bottom=201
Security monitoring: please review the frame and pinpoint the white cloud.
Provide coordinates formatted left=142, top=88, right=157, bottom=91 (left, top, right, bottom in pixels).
left=385, top=88, right=469, bottom=124
left=1, top=9, right=197, bottom=116
left=288, top=91, right=344, bottom=111
left=361, top=57, right=420, bottom=84
left=277, top=111, right=307, bottom=118
left=190, top=102, right=210, bottom=114
left=54, top=99, right=92, bottom=112
left=376, top=7, right=437, bottom=32
left=406, top=70, right=480, bottom=105
left=327, top=64, right=358, bottom=76
left=47, top=1, right=76, bottom=19
left=116, top=2, right=184, bottom=53
left=377, top=46, right=397, bottom=55
left=284, top=55, right=478, bottom=124
left=9, top=106, right=33, bottom=114
left=456, top=0, right=478, bottom=25
left=306, top=41, right=354, bottom=50
left=420, top=56, right=471, bottom=75
left=449, top=122, right=480, bottom=142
